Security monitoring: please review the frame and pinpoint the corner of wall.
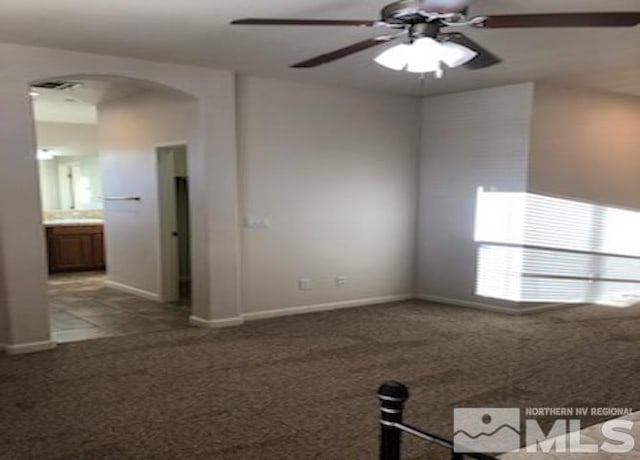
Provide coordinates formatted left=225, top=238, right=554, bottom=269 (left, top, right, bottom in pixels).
left=527, top=81, right=548, bottom=191
left=189, top=315, right=244, bottom=328
left=416, top=82, right=537, bottom=310
left=3, top=340, right=57, bottom=355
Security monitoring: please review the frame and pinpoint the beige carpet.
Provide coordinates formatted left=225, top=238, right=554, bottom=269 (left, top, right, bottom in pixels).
left=1, top=301, right=639, bottom=459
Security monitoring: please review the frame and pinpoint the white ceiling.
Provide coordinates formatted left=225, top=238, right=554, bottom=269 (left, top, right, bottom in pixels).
left=3, top=0, right=639, bottom=96
left=32, top=79, right=150, bottom=124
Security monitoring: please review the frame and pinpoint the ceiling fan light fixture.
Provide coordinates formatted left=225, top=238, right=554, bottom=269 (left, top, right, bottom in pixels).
left=405, top=37, right=444, bottom=74
left=374, top=36, right=462, bottom=77
left=439, top=41, right=478, bottom=68
left=233, top=6, right=640, bottom=72
left=405, top=54, right=442, bottom=75
left=374, top=43, right=411, bottom=71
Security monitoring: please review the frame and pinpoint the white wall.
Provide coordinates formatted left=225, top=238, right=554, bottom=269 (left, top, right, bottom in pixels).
left=0, top=42, right=239, bottom=352
left=101, top=76, right=421, bottom=313
left=98, top=90, right=191, bottom=300
left=238, top=77, right=420, bottom=314
left=36, top=121, right=98, bottom=157
left=417, top=83, right=534, bottom=309
left=529, top=84, right=640, bottom=209
left=0, top=78, right=51, bottom=351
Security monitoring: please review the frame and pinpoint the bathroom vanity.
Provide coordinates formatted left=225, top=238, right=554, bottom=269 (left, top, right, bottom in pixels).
left=45, top=221, right=105, bottom=273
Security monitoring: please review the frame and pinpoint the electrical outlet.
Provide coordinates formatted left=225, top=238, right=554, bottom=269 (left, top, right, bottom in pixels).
left=336, top=276, right=347, bottom=287
left=298, top=278, right=312, bottom=290
left=244, top=216, right=271, bottom=229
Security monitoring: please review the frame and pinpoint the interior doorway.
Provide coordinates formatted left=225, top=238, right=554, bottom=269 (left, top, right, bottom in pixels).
left=33, top=86, right=106, bottom=275
left=30, top=77, right=195, bottom=343
left=157, top=144, right=191, bottom=303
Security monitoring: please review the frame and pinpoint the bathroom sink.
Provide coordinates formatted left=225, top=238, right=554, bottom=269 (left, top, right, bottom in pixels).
left=44, top=219, right=104, bottom=226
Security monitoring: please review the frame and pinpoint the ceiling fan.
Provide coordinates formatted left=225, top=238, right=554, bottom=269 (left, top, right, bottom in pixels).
left=231, top=0, right=640, bottom=76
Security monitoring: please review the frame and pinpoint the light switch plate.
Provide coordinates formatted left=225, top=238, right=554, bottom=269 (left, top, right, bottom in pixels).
left=298, top=278, right=312, bottom=290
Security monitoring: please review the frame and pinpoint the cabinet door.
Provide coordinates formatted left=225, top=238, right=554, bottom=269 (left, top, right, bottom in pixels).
left=92, top=233, right=105, bottom=269
left=50, top=234, right=93, bottom=271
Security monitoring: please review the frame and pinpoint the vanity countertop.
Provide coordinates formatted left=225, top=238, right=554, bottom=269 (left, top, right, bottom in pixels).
left=44, top=219, right=104, bottom=227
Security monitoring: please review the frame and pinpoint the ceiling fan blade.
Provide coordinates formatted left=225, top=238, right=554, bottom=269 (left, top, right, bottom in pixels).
left=291, top=35, right=402, bottom=68
left=231, top=18, right=378, bottom=27
left=440, top=32, right=501, bottom=69
left=474, top=12, right=640, bottom=28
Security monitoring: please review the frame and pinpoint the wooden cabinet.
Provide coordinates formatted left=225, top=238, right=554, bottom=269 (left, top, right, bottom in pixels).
left=92, top=232, right=105, bottom=268
left=46, top=225, right=106, bottom=273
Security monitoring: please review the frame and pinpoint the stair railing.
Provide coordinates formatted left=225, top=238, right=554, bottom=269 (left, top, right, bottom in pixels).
left=377, top=381, right=498, bottom=460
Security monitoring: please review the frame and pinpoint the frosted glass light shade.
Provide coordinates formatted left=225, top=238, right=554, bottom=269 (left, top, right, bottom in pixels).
left=373, top=36, right=477, bottom=77
left=405, top=37, right=443, bottom=74
left=440, top=41, right=478, bottom=68
left=374, top=43, right=411, bottom=71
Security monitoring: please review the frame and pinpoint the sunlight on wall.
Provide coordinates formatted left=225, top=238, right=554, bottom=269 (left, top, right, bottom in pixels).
left=475, top=188, right=640, bottom=304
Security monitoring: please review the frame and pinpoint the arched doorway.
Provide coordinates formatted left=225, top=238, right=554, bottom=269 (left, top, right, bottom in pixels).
left=32, top=75, right=196, bottom=342
left=0, top=56, right=242, bottom=353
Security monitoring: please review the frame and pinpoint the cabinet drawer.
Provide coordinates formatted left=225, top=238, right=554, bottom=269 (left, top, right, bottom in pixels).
left=48, top=225, right=103, bottom=235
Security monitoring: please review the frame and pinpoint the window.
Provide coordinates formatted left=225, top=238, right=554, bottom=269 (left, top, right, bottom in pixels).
left=475, top=188, right=640, bottom=304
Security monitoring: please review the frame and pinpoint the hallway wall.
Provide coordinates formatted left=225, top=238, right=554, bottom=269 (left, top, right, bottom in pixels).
left=98, top=90, right=192, bottom=301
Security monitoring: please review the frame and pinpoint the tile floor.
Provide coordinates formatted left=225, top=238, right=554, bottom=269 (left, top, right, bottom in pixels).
left=49, top=272, right=191, bottom=343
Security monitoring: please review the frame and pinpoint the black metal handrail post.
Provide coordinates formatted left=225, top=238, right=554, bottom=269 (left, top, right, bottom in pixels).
left=377, top=381, right=409, bottom=460
left=377, top=381, right=498, bottom=460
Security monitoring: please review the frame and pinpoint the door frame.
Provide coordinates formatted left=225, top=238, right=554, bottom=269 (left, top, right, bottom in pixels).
left=156, top=141, right=188, bottom=303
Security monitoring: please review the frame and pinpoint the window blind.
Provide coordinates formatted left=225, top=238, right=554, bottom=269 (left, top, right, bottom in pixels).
left=475, top=188, right=640, bottom=303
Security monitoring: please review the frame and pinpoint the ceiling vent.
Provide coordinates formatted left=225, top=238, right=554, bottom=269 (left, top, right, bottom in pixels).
left=32, top=80, right=82, bottom=91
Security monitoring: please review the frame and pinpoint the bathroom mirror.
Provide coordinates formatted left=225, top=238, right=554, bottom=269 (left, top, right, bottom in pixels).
left=38, top=152, right=103, bottom=211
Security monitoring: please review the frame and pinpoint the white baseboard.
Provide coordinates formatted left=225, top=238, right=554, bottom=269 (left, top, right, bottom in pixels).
left=104, top=280, right=161, bottom=302
left=189, top=315, right=244, bottom=328
left=516, top=302, right=577, bottom=314
left=415, top=294, right=571, bottom=315
left=188, top=294, right=411, bottom=328
left=242, top=294, right=413, bottom=321
left=2, top=340, right=57, bottom=355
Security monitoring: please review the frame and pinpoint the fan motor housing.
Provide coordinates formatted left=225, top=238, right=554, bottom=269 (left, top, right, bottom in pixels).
left=381, top=0, right=472, bottom=24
